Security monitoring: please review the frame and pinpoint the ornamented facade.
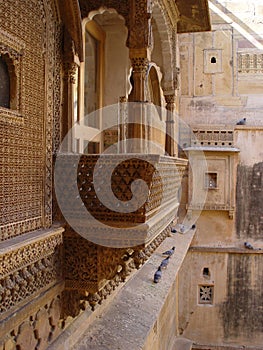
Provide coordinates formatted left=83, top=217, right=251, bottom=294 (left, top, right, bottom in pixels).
left=1, top=1, right=262, bottom=350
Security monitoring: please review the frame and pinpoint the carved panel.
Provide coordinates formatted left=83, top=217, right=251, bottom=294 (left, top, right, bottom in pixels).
left=0, top=228, right=63, bottom=316
left=238, top=52, right=263, bottom=74
left=191, top=125, right=234, bottom=147
left=0, top=0, right=61, bottom=240
left=0, top=292, right=63, bottom=350
left=79, top=0, right=129, bottom=24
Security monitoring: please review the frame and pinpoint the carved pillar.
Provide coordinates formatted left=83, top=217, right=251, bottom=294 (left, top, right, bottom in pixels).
left=127, top=0, right=153, bottom=153
left=164, top=94, right=178, bottom=157
left=127, top=57, right=149, bottom=153
left=61, top=60, right=78, bottom=152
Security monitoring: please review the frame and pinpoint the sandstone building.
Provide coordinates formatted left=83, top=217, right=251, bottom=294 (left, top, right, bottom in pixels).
left=0, top=1, right=262, bottom=349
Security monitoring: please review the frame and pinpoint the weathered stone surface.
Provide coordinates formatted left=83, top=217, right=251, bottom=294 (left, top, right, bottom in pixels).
left=236, top=162, right=263, bottom=239
left=220, top=254, right=263, bottom=341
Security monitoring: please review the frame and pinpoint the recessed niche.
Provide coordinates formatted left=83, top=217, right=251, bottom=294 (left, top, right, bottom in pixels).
left=204, top=49, right=222, bottom=73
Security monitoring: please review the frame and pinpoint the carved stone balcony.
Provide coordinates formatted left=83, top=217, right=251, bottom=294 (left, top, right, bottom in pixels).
left=54, top=153, right=187, bottom=313
left=55, top=154, right=187, bottom=248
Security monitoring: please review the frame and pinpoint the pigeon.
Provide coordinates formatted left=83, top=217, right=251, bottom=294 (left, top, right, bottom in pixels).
left=171, top=228, right=177, bottom=233
left=162, top=246, right=175, bottom=256
left=154, top=266, right=162, bottom=283
left=236, top=118, right=246, bottom=125
left=160, top=256, right=170, bottom=270
left=244, top=241, right=254, bottom=249
left=178, top=224, right=186, bottom=233
left=191, top=224, right=196, bottom=230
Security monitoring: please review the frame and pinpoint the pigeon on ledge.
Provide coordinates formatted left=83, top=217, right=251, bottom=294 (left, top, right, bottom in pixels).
left=162, top=246, right=175, bottom=256
left=236, top=117, right=246, bottom=125
left=244, top=241, right=254, bottom=249
left=160, top=256, right=170, bottom=270
left=154, top=266, right=162, bottom=283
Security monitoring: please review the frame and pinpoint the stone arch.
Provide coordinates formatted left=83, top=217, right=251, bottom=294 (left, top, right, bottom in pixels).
left=151, top=1, right=175, bottom=91
left=82, top=8, right=130, bottom=106
left=146, top=63, right=162, bottom=108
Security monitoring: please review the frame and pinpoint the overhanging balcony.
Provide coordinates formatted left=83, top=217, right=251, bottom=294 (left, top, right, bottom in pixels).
left=55, top=153, right=187, bottom=248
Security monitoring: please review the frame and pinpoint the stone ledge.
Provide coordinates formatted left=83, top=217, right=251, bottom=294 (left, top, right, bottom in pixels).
left=0, top=224, right=64, bottom=253
left=189, top=246, right=263, bottom=254
left=49, top=229, right=196, bottom=350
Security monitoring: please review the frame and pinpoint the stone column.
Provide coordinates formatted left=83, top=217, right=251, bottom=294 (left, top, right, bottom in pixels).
left=164, top=93, right=178, bottom=157
left=61, top=61, right=78, bottom=152
left=127, top=0, right=152, bottom=153
left=127, top=55, right=149, bottom=153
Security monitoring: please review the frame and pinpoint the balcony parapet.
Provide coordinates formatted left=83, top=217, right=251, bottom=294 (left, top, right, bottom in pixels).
left=191, top=125, right=235, bottom=148
left=55, top=153, right=187, bottom=248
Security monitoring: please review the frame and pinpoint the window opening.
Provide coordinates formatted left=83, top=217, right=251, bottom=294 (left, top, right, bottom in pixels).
left=211, top=56, right=216, bottom=63
left=0, top=56, right=10, bottom=108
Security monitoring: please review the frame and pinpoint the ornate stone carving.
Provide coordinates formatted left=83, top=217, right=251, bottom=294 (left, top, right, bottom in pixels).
left=0, top=228, right=63, bottom=315
left=79, top=0, right=129, bottom=26
left=1, top=293, right=63, bottom=350
left=63, top=61, right=78, bottom=84
left=238, top=52, right=263, bottom=74
left=0, top=0, right=60, bottom=240
left=130, top=57, right=149, bottom=74
left=128, top=0, right=152, bottom=49
left=191, top=125, right=234, bottom=147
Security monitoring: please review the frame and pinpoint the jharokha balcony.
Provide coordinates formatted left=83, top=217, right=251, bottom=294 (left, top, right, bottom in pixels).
left=55, top=153, right=187, bottom=248
left=53, top=153, right=187, bottom=313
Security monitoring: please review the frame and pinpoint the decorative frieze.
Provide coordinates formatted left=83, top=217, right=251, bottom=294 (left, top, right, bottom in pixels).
left=238, top=52, right=263, bottom=74
left=0, top=228, right=63, bottom=316
left=191, top=125, right=234, bottom=147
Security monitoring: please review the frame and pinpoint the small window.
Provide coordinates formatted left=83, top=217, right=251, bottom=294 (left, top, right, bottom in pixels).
left=198, top=285, right=214, bottom=304
left=211, top=56, right=216, bottom=63
left=205, top=172, right=217, bottom=189
left=0, top=56, right=10, bottom=108
left=203, top=267, right=210, bottom=277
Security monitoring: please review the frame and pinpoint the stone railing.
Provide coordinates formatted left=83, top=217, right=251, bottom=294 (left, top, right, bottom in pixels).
left=191, top=125, right=234, bottom=147
left=55, top=153, right=187, bottom=248
left=238, top=52, right=263, bottom=74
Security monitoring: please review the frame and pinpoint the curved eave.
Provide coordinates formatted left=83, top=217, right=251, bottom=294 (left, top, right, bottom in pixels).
left=175, top=0, right=211, bottom=33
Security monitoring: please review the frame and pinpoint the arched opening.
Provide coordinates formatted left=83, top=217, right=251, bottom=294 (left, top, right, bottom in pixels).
left=0, top=55, right=10, bottom=108
left=82, top=9, right=130, bottom=154
left=203, top=267, right=210, bottom=277
left=147, top=65, right=161, bottom=109
left=211, top=56, right=216, bottom=63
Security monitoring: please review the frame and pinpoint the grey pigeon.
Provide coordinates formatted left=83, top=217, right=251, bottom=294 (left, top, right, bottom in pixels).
left=236, top=117, right=246, bottom=125
left=244, top=241, right=254, bottom=249
left=162, top=246, right=175, bottom=256
left=160, top=256, right=170, bottom=270
left=179, top=224, right=186, bottom=233
left=154, top=266, right=162, bottom=283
